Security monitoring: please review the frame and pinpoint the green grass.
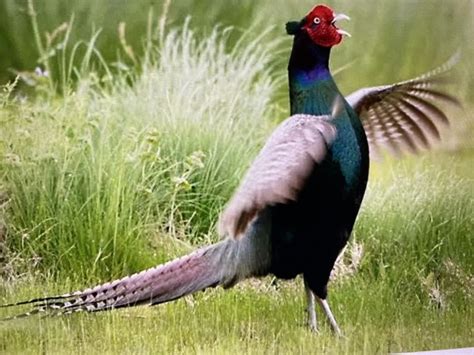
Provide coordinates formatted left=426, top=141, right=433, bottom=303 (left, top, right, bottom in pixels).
left=0, top=21, right=277, bottom=280
left=0, top=276, right=472, bottom=354
left=0, top=1, right=473, bottom=353
left=1, top=148, right=473, bottom=353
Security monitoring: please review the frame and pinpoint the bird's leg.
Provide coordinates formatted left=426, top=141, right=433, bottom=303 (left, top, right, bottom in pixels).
left=304, top=279, right=318, bottom=332
left=316, top=297, right=342, bottom=336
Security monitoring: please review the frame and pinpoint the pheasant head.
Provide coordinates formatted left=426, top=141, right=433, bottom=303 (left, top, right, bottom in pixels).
left=286, top=4, right=351, bottom=47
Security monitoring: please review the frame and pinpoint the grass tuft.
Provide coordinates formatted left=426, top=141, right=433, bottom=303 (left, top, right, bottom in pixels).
left=0, top=21, right=277, bottom=281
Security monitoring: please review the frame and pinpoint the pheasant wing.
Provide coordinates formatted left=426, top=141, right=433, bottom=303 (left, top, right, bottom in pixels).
left=219, top=114, right=337, bottom=239
left=346, top=54, right=461, bottom=158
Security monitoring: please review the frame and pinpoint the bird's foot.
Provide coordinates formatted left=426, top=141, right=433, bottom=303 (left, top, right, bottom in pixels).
left=306, top=307, right=319, bottom=333
left=305, top=284, right=319, bottom=333
left=307, top=321, right=320, bottom=334
left=317, top=297, right=344, bottom=337
left=304, top=304, right=317, bottom=332
left=332, top=326, right=344, bottom=338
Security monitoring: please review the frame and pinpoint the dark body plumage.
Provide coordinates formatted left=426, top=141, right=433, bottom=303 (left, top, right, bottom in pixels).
left=269, top=32, right=369, bottom=298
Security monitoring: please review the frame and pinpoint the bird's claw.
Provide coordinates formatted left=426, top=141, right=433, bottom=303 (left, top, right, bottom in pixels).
left=308, top=322, right=320, bottom=334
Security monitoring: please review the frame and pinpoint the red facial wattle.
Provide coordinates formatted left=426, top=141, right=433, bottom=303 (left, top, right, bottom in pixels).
left=302, top=5, right=350, bottom=48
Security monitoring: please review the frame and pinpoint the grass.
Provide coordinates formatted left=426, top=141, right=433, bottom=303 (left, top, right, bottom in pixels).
left=0, top=19, right=278, bottom=280
left=0, top=1, right=473, bottom=353
left=1, top=167, right=473, bottom=353
left=0, top=276, right=471, bottom=354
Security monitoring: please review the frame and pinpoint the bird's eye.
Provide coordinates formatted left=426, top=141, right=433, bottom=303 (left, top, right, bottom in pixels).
left=313, top=17, right=321, bottom=25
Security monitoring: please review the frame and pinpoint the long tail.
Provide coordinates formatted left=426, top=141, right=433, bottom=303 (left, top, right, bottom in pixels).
left=1, top=240, right=252, bottom=320
left=1, top=215, right=273, bottom=321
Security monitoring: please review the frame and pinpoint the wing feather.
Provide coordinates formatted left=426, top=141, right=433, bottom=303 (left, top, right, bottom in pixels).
left=218, top=114, right=337, bottom=239
left=346, top=54, right=461, bottom=157
left=382, top=100, right=419, bottom=154
left=384, top=96, right=431, bottom=149
left=395, top=96, right=441, bottom=140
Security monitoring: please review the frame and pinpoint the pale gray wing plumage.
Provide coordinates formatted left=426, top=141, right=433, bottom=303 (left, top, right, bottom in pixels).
left=346, top=54, right=461, bottom=158
left=218, top=114, right=337, bottom=239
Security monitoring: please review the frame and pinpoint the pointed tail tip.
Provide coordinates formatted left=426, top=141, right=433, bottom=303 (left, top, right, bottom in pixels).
left=0, top=307, right=46, bottom=322
left=1, top=242, right=230, bottom=321
left=448, top=48, right=462, bottom=67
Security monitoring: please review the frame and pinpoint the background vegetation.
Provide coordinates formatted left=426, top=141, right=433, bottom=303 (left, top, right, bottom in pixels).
left=0, top=0, right=473, bottom=97
left=0, top=0, right=472, bottom=353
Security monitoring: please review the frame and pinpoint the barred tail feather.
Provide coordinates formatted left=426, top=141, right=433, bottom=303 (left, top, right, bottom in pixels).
left=2, top=211, right=272, bottom=321
left=1, top=240, right=238, bottom=320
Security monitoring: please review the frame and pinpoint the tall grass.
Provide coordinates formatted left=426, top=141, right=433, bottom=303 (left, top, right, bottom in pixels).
left=360, top=164, right=473, bottom=301
left=0, top=14, right=277, bottom=281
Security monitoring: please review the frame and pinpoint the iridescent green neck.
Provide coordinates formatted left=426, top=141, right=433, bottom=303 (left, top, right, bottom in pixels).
left=289, top=76, right=341, bottom=116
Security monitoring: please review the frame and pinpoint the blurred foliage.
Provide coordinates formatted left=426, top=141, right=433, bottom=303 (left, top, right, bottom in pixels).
left=0, top=0, right=473, bottom=101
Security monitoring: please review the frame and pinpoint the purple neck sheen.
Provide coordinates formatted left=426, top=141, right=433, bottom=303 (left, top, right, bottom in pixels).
left=288, top=32, right=332, bottom=85
left=293, top=65, right=331, bottom=85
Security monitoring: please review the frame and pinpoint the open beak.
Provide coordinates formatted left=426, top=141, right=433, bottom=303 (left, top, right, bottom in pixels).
left=332, top=13, right=352, bottom=38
